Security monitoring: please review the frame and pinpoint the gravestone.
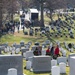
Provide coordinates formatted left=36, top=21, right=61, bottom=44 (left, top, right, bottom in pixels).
left=32, top=56, right=51, bottom=72
left=70, top=56, right=75, bottom=75
left=59, top=62, right=66, bottom=74
left=45, top=40, right=50, bottom=45
left=20, top=41, right=25, bottom=47
left=8, top=68, right=17, bottom=75
left=0, top=55, right=23, bottom=75
left=31, top=46, right=36, bottom=51
left=34, top=42, right=40, bottom=46
left=27, top=41, right=32, bottom=46
left=0, top=46, right=3, bottom=54
left=15, top=44, right=21, bottom=49
left=24, top=31, right=28, bottom=35
left=25, top=44, right=30, bottom=48
left=51, top=66, right=60, bottom=75
left=42, top=43, right=46, bottom=48
left=68, top=53, right=75, bottom=66
left=29, top=29, right=33, bottom=36
left=70, top=33, right=74, bottom=38
left=21, top=48, right=29, bottom=56
left=45, top=27, right=50, bottom=32
left=57, top=57, right=67, bottom=64
left=25, top=51, right=34, bottom=60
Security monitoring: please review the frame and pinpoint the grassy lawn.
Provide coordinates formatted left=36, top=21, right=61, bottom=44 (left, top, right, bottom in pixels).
left=1, top=14, right=75, bottom=75
left=0, top=28, right=74, bottom=75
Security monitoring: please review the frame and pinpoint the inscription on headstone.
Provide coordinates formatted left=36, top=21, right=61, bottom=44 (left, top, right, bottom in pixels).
left=0, top=55, right=23, bottom=75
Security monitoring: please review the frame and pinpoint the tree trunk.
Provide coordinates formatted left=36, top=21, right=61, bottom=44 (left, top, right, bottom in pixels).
left=50, top=10, right=53, bottom=22
left=11, top=0, right=14, bottom=21
left=0, top=9, right=2, bottom=29
left=0, top=0, right=3, bottom=29
left=40, top=0, right=44, bottom=27
left=11, top=13, right=13, bottom=21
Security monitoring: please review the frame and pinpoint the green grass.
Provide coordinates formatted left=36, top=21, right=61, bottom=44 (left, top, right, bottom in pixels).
left=14, top=14, right=20, bottom=22
left=0, top=30, right=72, bottom=75
left=1, top=14, right=75, bottom=75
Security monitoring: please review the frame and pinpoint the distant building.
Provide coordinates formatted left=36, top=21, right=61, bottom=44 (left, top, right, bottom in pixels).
left=29, top=8, right=39, bottom=22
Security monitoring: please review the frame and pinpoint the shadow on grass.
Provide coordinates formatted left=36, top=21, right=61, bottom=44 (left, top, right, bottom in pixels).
left=60, top=73, right=67, bottom=75
left=33, top=71, right=51, bottom=75
left=33, top=72, right=67, bottom=75
left=45, top=32, right=56, bottom=43
left=50, top=73, right=67, bottom=75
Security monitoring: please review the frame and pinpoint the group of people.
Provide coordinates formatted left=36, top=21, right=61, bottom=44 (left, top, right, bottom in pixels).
left=33, top=45, right=60, bottom=59
left=46, top=45, right=60, bottom=58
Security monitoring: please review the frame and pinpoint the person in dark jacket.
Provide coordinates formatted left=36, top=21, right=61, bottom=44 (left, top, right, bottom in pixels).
left=50, top=46, right=54, bottom=56
left=33, top=47, right=38, bottom=56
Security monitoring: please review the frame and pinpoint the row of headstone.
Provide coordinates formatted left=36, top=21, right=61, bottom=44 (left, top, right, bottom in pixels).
left=64, top=42, right=75, bottom=52
left=70, top=56, right=75, bottom=75
left=25, top=56, right=67, bottom=74
left=51, top=62, right=66, bottom=75
left=49, top=19, right=75, bottom=39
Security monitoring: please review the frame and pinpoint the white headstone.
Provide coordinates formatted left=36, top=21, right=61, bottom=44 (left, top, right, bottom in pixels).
left=32, top=56, right=51, bottom=72
left=68, top=53, right=75, bottom=66
left=23, top=52, right=26, bottom=58
left=11, top=50, right=15, bottom=54
left=51, top=60, right=57, bottom=68
left=51, top=66, right=60, bottom=75
left=70, top=56, right=75, bottom=75
left=0, top=55, right=23, bottom=75
left=26, top=61, right=31, bottom=70
left=25, top=51, right=34, bottom=60
left=20, top=41, right=25, bottom=47
left=57, top=57, right=67, bottom=64
left=62, top=50, right=66, bottom=57
left=15, top=48, right=20, bottom=54
left=59, top=62, right=66, bottom=73
left=8, top=68, right=17, bottom=75
left=41, top=50, right=46, bottom=55
left=45, top=40, right=50, bottom=45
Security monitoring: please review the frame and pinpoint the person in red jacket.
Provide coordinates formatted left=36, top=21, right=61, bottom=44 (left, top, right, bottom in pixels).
left=54, top=45, right=60, bottom=57
left=46, top=46, right=50, bottom=56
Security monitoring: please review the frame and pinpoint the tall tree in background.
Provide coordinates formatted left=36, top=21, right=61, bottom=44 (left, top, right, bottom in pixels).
left=67, top=0, right=75, bottom=8
left=6, top=0, right=20, bottom=21
left=0, top=0, right=3, bottom=29
left=23, top=0, right=45, bottom=27
left=0, top=0, right=20, bottom=28
left=40, top=0, right=45, bottom=27
left=38, top=0, right=45, bottom=27
left=45, top=0, right=67, bottom=21
left=19, top=0, right=29, bottom=11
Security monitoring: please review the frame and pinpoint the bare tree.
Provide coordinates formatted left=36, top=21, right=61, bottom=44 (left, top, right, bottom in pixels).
left=45, top=0, right=67, bottom=21
left=32, top=0, right=45, bottom=27
left=67, top=0, right=75, bottom=8
left=18, top=0, right=29, bottom=11
left=0, top=0, right=3, bottom=29
left=5, top=0, right=20, bottom=21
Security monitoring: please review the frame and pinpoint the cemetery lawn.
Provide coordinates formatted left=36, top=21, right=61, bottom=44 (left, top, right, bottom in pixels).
left=0, top=29, right=74, bottom=75
left=1, top=13, right=75, bottom=74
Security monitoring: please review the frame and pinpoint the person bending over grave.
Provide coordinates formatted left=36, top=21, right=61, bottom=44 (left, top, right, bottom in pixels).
left=33, top=47, right=38, bottom=56
left=54, top=45, right=60, bottom=57
left=46, top=46, right=51, bottom=56
left=33, top=47, right=41, bottom=56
